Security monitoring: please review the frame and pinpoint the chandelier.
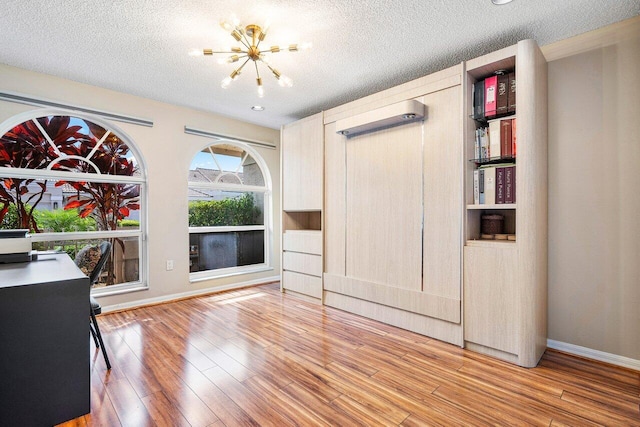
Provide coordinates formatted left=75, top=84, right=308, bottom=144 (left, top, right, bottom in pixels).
left=190, top=19, right=311, bottom=98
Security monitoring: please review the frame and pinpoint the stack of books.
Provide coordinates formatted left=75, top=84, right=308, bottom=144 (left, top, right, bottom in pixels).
left=472, top=71, right=516, bottom=120
left=473, top=164, right=516, bottom=205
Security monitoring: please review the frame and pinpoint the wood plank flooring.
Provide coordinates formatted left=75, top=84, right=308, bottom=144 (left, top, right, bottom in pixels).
left=59, top=282, right=639, bottom=426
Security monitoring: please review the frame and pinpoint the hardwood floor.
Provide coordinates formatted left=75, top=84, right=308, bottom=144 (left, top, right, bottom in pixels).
left=59, top=282, right=639, bottom=426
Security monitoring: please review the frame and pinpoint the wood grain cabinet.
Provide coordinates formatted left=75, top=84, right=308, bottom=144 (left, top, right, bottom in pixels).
left=281, top=40, right=548, bottom=368
left=463, top=39, right=548, bottom=367
left=281, top=112, right=324, bottom=300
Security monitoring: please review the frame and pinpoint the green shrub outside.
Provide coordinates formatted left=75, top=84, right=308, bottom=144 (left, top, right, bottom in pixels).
left=34, top=209, right=96, bottom=232
left=189, top=193, right=261, bottom=227
left=0, top=204, right=20, bottom=229
left=118, top=219, right=140, bottom=228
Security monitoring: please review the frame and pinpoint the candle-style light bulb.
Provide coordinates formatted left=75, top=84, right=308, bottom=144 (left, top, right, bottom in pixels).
left=278, top=74, right=293, bottom=87
left=221, top=76, right=233, bottom=89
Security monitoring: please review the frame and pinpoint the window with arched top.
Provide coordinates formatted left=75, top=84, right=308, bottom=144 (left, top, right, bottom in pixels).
left=188, top=140, right=271, bottom=279
left=0, top=110, right=146, bottom=293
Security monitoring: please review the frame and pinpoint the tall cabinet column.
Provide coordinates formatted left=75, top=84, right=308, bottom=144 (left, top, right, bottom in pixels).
left=281, top=112, right=324, bottom=300
left=463, top=39, right=548, bottom=367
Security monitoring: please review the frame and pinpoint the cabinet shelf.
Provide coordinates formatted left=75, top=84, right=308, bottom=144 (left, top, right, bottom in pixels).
left=469, top=156, right=516, bottom=165
left=469, top=111, right=516, bottom=124
left=467, top=203, right=516, bottom=210
left=466, top=239, right=516, bottom=247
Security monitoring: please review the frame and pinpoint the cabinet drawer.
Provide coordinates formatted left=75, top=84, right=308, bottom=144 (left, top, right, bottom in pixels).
left=282, top=271, right=322, bottom=299
left=283, top=251, right=322, bottom=277
left=283, top=231, right=322, bottom=255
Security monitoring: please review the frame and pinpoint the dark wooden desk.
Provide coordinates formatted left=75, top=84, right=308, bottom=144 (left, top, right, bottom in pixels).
left=0, top=253, right=90, bottom=426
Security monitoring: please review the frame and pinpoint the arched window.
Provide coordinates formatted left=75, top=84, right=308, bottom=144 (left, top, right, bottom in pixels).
left=188, top=140, right=271, bottom=279
left=0, top=110, right=146, bottom=293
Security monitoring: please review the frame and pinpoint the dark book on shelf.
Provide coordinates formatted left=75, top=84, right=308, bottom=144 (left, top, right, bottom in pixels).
left=496, top=73, right=509, bottom=116
left=496, top=167, right=505, bottom=204
left=481, top=166, right=496, bottom=205
left=484, top=75, right=498, bottom=118
left=472, top=80, right=485, bottom=119
left=501, top=119, right=513, bottom=157
left=508, top=72, right=516, bottom=113
left=505, top=165, right=516, bottom=203
left=479, top=169, right=485, bottom=204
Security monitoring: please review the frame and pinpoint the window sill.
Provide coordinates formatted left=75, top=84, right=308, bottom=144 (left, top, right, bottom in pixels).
left=189, top=265, right=274, bottom=283
left=91, top=282, right=149, bottom=298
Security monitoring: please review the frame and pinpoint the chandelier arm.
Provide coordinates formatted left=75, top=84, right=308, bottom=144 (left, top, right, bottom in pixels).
left=210, top=50, right=245, bottom=54
left=239, top=30, right=252, bottom=50
left=235, top=57, right=251, bottom=74
left=259, top=49, right=282, bottom=54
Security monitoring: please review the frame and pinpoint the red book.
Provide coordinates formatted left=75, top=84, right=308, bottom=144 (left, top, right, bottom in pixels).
left=500, top=119, right=512, bottom=158
left=511, top=118, right=517, bottom=157
left=484, top=75, right=498, bottom=118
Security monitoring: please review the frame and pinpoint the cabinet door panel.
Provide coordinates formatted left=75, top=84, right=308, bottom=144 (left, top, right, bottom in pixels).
left=423, top=86, right=462, bottom=300
left=345, top=122, right=423, bottom=290
left=282, top=112, right=323, bottom=211
left=464, top=245, right=518, bottom=355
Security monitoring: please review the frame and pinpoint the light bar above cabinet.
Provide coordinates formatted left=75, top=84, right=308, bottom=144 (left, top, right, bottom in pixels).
left=335, top=99, right=426, bottom=137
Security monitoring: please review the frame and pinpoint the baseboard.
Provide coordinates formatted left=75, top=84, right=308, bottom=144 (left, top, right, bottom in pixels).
left=547, top=339, right=640, bottom=371
left=100, top=275, right=280, bottom=314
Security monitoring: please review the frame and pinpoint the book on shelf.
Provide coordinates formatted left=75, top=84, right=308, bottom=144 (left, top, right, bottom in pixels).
left=505, top=165, right=516, bottom=203
left=481, top=165, right=496, bottom=205
left=496, top=73, right=509, bottom=116
left=472, top=80, right=485, bottom=119
left=484, top=75, right=497, bottom=118
left=479, top=169, right=485, bottom=204
left=511, top=118, right=517, bottom=157
left=475, top=164, right=515, bottom=205
left=508, top=72, right=516, bottom=113
left=473, top=170, right=480, bottom=204
left=488, top=120, right=501, bottom=159
left=501, top=119, right=513, bottom=157
left=474, top=126, right=489, bottom=160
left=496, top=166, right=505, bottom=204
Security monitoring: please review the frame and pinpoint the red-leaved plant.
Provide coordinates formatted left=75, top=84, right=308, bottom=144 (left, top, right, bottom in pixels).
left=1, top=116, right=140, bottom=285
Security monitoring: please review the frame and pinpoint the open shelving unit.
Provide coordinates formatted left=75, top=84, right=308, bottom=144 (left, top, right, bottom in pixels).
left=463, top=39, right=548, bottom=368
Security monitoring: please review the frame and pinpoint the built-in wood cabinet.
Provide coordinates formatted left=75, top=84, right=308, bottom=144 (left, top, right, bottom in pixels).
left=280, top=40, right=548, bottom=367
left=463, top=40, right=548, bottom=367
left=281, top=112, right=324, bottom=300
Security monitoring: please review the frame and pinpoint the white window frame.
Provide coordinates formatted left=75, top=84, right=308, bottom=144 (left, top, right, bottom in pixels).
left=0, top=108, right=148, bottom=296
left=188, top=140, right=273, bottom=282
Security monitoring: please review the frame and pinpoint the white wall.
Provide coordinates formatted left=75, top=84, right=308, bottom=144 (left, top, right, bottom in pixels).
left=545, top=22, right=640, bottom=361
left=0, top=63, right=281, bottom=309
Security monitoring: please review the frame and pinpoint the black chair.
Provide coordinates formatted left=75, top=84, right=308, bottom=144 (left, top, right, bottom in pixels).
left=78, top=241, right=112, bottom=370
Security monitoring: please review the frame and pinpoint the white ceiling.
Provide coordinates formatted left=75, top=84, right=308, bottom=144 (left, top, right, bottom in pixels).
left=1, top=1, right=638, bottom=129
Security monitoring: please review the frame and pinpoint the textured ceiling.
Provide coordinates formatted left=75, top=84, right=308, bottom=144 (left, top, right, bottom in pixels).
left=1, top=1, right=639, bottom=129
